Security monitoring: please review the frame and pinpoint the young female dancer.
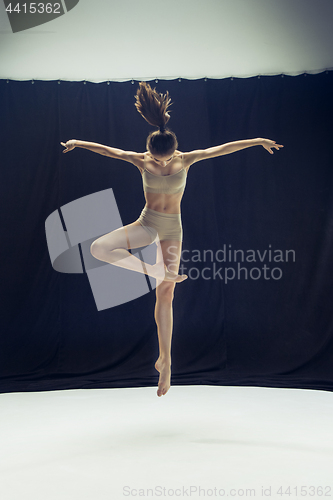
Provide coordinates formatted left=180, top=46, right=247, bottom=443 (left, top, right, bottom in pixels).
left=61, top=82, right=283, bottom=397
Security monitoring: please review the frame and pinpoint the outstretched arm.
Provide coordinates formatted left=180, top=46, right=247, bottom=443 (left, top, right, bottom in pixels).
left=60, top=140, right=143, bottom=167
left=183, top=138, right=283, bottom=167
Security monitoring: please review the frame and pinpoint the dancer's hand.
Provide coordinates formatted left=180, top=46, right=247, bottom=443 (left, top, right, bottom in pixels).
left=260, top=139, right=284, bottom=154
left=61, top=140, right=76, bottom=153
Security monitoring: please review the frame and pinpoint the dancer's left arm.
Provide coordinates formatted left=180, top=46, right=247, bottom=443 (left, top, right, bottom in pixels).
left=183, top=138, right=283, bottom=167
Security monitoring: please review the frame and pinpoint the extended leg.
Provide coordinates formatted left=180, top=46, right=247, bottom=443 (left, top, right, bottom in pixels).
left=154, top=240, right=183, bottom=397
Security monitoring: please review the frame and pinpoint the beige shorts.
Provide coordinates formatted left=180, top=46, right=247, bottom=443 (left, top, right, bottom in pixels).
left=138, top=206, right=183, bottom=242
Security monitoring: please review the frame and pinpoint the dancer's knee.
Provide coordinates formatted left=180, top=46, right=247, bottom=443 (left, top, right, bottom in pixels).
left=156, top=282, right=175, bottom=303
left=90, top=239, right=128, bottom=263
left=90, top=240, right=106, bottom=259
left=91, top=239, right=118, bottom=260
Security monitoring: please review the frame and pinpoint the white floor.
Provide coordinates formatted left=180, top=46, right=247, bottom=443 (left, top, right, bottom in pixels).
left=1, top=385, right=333, bottom=500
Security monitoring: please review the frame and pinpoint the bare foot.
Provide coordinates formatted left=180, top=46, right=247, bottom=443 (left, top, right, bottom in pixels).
left=155, top=358, right=171, bottom=397
left=163, top=269, right=188, bottom=283
left=151, top=263, right=187, bottom=285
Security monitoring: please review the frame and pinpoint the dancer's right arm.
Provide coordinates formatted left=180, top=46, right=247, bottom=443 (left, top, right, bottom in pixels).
left=61, top=140, right=143, bottom=167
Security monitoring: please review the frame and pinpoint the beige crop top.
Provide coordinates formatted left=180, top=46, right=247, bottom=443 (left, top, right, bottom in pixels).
left=142, top=155, right=187, bottom=195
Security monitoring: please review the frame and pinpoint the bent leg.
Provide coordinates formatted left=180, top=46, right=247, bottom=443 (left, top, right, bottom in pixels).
left=91, top=221, right=187, bottom=283
left=90, top=221, right=165, bottom=280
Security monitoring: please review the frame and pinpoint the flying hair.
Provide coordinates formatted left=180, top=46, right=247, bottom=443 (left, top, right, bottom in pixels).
left=134, top=81, right=178, bottom=156
left=135, top=82, right=172, bottom=131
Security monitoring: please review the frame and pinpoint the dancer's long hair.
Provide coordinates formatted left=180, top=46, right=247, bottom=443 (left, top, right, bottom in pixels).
left=135, top=82, right=178, bottom=157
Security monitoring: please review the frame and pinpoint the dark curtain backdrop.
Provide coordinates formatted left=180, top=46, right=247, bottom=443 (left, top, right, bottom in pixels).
left=0, top=73, right=332, bottom=393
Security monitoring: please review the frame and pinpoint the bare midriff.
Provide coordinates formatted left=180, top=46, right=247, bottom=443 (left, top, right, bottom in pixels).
left=143, top=191, right=184, bottom=214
